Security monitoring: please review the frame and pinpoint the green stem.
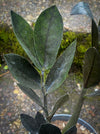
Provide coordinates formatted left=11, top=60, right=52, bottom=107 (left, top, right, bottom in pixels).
left=44, top=94, right=49, bottom=117
left=62, top=88, right=87, bottom=134
left=41, top=71, right=49, bottom=118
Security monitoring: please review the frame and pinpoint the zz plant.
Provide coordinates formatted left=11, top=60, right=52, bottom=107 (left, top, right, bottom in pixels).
left=4, top=2, right=100, bottom=134
left=4, top=5, right=76, bottom=134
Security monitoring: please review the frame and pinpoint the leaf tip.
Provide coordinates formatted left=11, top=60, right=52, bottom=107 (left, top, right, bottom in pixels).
left=11, top=10, right=16, bottom=18
left=11, top=10, right=13, bottom=14
left=50, top=5, right=57, bottom=9
left=4, top=54, right=9, bottom=61
left=20, top=113, right=24, bottom=119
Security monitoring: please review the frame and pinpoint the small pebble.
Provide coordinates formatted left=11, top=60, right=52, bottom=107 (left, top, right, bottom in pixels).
left=80, top=125, right=86, bottom=131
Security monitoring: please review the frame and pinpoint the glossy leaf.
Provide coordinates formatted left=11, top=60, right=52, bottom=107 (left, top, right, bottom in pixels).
left=64, top=126, right=77, bottom=134
left=48, top=94, right=69, bottom=120
left=35, top=112, right=46, bottom=128
left=92, top=19, right=99, bottom=48
left=39, top=123, right=61, bottom=134
left=11, top=11, right=41, bottom=70
left=34, top=5, right=63, bottom=70
left=83, top=47, right=100, bottom=88
left=98, top=19, right=100, bottom=45
left=20, top=114, right=38, bottom=134
left=18, top=84, right=43, bottom=107
left=4, top=54, right=41, bottom=89
left=46, top=40, right=76, bottom=93
left=71, top=2, right=93, bottom=19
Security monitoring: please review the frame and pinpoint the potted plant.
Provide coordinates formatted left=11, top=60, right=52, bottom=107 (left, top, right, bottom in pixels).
left=4, top=2, right=99, bottom=134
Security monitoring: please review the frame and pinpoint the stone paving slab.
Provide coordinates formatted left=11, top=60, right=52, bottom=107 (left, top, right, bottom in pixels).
left=0, top=0, right=100, bottom=32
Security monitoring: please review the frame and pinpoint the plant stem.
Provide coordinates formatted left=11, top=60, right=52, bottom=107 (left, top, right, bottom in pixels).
left=62, top=88, right=87, bottom=134
left=41, top=71, right=49, bottom=118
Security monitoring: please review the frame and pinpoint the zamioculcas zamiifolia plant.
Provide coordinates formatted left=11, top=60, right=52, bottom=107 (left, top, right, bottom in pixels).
left=4, top=2, right=100, bottom=134
left=4, top=5, right=77, bottom=134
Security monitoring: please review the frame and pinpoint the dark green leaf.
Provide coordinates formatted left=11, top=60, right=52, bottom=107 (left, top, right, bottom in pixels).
left=39, top=123, right=61, bottom=134
left=92, top=19, right=99, bottom=49
left=11, top=11, right=41, bottom=70
left=35, top=112, right=46, bottom=127
left=64, top=126, right=77, bottom=134
left=71, top=2, right=93, bottom=19
left=98, top=19, right=100, bottom=32
left=20, top=114, right=38, bottom=134
left=4, top=54, right=41, bottom=89
left=18, top=84, right=43, bottom=107
left=83, top=48, right=100, bottom=88
left=34, top=5, right=63, bottom=70
left=98, top=19, right=100, bottom=45
left=46, top=40, right=76, bottom=93
left=48, top=94, right=69, bottom=120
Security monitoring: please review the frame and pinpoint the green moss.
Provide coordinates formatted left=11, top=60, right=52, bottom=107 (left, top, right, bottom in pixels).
left=58, top=31, right=76, bottom=55
left=75, top=33, right=91, bottom=68
left=0, top=24, right=28, bottom=63
left=0, top=23, right=92, bottom=71
left=59, top=31, right=91, bottom=70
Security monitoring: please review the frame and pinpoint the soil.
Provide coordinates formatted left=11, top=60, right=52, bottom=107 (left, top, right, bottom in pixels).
left=52, top=120, right=94, bottom=134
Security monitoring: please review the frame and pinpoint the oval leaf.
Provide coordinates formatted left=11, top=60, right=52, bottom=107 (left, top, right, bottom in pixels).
left=4, top=54, right=41, bottom=89
left=71, top=2, right=93, bottom=19
left=35, top=112, right=46, bottom=127
left=46, top=40, right=76, bottom=93
left=39, top=123, right=61, bottom=134
left=18, top=84, right=43, bottom=107
left=92, top=19, right=99, bottom=49
left=48, top=94, right=69, bottom=120
left=11, top=11, right=41, bottom=70
left=20, top=114, right=38, bottom=133
left=34, top=5, right=63, bottom=70
left=83, top=47, right=100, bottom=88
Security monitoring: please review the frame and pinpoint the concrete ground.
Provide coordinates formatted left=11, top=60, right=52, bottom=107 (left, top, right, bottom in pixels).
left=0, top=0, right=100, bottom=32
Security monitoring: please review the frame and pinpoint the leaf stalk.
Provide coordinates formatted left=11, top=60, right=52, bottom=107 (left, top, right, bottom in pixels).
left=41, top=71, right=49, bottom=118
left=62, top=88, right=87, bottom=134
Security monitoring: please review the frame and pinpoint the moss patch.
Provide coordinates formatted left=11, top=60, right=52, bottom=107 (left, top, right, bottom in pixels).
left=0, top=24, right=92, bottom=71
left=0, top=24, right=27, bottom=63
left=58, top=31, right=91, bottom=71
